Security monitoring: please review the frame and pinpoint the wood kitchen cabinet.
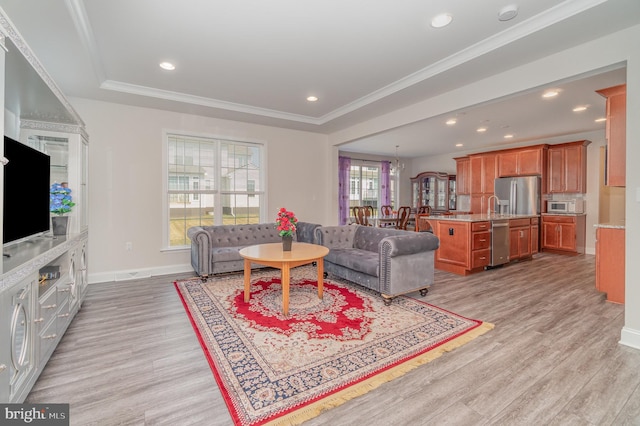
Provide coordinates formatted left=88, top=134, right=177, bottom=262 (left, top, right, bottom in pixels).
left=509, top=218, right=533, bottom=260
left=596, top=84, right=626, bottom=187
left=541, top=214, right=586, bottom=254
left=431, top=220, right=491, bottom=275
left=455, top=157, right=470, bottom=195
left=546, top=140, right=590, bottom=193
left=497, top=146, right=546, bottom=177
left=595, top=227, right=625, bottom=304
left=469, top=153, right=497, bottom=214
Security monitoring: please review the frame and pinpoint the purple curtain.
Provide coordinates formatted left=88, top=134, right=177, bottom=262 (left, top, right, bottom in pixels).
left=381, top=161, right=391, bottom=207
left=338, top=156, right=351, bottom=225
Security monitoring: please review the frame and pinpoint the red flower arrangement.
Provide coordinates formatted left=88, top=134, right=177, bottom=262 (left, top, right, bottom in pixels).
left=275, top=208, right=298, bottom=237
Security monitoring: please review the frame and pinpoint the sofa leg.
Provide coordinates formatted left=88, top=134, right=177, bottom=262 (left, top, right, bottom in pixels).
left=419, top=288, right=429, bottom=297
left=383, top=297, right=393, bottom=306
left=323, top=272, right=328, bottom=278
left=200, top=274, right=208, bottom=283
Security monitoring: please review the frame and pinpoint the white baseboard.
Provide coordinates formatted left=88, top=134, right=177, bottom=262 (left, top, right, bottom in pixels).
left=88, top=263, right=194, bottom=284
left=620, top=326, right=640, bottom=350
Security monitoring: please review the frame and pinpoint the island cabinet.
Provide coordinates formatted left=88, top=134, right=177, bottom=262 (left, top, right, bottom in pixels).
left=431, top=220, right=491, bottom=275
left=541, top=214, right=586, bottom=254
left=455, top=157, right=470, bottom=195
left=595, top=226, right=625, bottom=304
left=497, top=146, right=546, bottom=177
left=546, top=140, right=590, bottom=194
left=596, top=84, right=626, bottom=187
left=469, top=153, right=497, bottom=214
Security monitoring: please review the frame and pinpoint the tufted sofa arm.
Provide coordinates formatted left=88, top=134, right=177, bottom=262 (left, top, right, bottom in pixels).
left=316, top=224, right=440, bottom=302
left=378, top=232, right=440, bottom=257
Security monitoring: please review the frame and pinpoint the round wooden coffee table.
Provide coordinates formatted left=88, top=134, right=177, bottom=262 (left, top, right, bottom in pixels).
left=239, top=242, right=329, bottom=316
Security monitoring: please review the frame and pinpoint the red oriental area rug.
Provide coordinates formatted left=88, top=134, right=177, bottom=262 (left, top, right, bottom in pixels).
left=174, top=266, right=493, bottom=426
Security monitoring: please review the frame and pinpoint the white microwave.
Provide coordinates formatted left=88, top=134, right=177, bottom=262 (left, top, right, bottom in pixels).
left=547, top=199, right=584, bottom=214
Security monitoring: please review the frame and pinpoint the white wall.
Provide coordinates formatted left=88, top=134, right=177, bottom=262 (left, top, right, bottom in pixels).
left=71, top=98, right=331, bottom=283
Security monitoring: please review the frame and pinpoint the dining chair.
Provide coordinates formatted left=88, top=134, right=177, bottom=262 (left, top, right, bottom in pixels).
left=395, top=206, right=411, bottom=230
left=380, top=205, right=392, bottom=217
left=352, top=206, right=361, bottom=224
left=362, top=206, right=374, bottom=226
left=417, top=205, right=431, bottom=215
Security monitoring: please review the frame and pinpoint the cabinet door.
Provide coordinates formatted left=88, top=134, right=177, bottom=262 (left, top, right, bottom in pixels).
left=411, top=181, right=420, bottom=209
left=509, top=228, right=521, bottom=259
left=607, top=91, right=626, bottom=187
left=518, top=148, right=543, bottom=175
left=0, top=292, right=9, bottom=402
left=6, top=276, right=37, bottom=402
left=470, top=194, right=484, bottom=215
left=498, top=152, right=518, bottom=177
left=547, top=147, right=564, bottom=193
left=563, top=144, right=583, bottom=193
left=518, top=227, right=531, bottom=257
left=455, top=158, right=470, bottom=195
left=542, top=221, right=559, bottom=249
left=434, top=221, right=469, bottom=267
left=470, top=156, right=484, bottom=194
left=531, top=224, right=539, bottom=253
left=482, top=154, right=497, bottom=193
left=558, top=223, right=577, bottom=251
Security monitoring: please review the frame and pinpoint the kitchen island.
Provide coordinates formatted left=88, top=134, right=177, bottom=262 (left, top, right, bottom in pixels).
left=420, top=214, right=539, bottom=275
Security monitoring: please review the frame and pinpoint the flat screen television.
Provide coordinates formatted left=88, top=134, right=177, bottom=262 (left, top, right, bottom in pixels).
left=3, top=136, right=51, bottom=245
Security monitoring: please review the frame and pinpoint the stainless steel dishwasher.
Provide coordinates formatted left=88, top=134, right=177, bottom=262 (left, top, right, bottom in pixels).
left=489, top=219, right=510, bottom=267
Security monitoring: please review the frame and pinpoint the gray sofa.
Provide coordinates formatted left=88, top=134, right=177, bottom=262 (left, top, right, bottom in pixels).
left=315, top=224, right=440, bottom=304
left=187, top=222, right=321, bottom=278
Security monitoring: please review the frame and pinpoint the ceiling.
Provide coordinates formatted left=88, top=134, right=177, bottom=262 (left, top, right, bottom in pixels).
left=0, top=0, right=638, bottom=158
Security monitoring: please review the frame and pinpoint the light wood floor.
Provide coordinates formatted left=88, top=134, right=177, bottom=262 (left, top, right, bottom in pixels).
left=26, top=253, right=640, bottom=425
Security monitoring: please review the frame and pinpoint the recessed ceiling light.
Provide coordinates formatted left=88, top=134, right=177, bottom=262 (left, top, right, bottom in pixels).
left=431, top=13, right=452, bottom=28
left=542, top=90, right=559, bottom=98
left=455, top=143, right=464, bottom=147
left=306, top=96, right=318, bottom=102
left=573, top=105, right=588, bottom=112
left=595, top=117, right=607, bottom=122
left=159, top=61, right=175, bottom=71
left=504, top=134, right=514, bottom=139
left=477, top=127, right=487, bottom=133
left=498, top=5, right=519, bottom=21
left=446, top=118, right=457, bottom=125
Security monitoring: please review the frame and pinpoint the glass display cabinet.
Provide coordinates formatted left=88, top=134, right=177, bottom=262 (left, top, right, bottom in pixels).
left=411, top=171, right=456, bottom=213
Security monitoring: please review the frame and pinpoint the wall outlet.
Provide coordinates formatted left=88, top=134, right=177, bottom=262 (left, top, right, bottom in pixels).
left=125, top=242, right=133, bottom=251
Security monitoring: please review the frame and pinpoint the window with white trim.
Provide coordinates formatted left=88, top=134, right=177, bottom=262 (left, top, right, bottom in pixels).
left=165, top=133, right=265, bottom=248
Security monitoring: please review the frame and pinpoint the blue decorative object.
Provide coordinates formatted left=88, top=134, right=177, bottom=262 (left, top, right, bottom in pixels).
left=50, top=182, right=75, bottom=215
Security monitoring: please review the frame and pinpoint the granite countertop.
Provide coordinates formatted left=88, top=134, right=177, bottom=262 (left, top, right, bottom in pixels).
left=594, top=221, right=625, bottom=230
left=541, top=212, right=587, bottom=216
left=421, top=213, right=539, bottom=222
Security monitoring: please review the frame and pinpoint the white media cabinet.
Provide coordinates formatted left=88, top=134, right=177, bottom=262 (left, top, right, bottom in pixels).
left=0, top=9, right=90, bottom=402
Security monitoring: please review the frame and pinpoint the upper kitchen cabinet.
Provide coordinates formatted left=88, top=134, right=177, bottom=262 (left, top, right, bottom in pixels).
left=497, top=145, right=546, bottom=177
left=596, top=84, right=626, bottom=187
left=546, top=140, right=590, bottom=194
left=469, top=153, right=497, bottom=214
left=455, top=157, right=470, bottom=195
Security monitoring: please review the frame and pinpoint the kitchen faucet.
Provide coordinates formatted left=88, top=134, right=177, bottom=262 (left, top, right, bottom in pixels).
left=487, top=195, right=498, bottom=216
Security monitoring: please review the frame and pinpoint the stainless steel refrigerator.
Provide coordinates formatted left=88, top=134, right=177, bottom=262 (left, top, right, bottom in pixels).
left=493, top=176, right=540, bottom=215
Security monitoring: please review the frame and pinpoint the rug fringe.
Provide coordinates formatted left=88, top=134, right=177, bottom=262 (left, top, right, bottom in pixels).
left=264, top=321, right=495, bottom=426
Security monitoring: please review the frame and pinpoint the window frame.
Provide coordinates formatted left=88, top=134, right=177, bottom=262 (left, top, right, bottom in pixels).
left=162, top=130, right=267, bottom=250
